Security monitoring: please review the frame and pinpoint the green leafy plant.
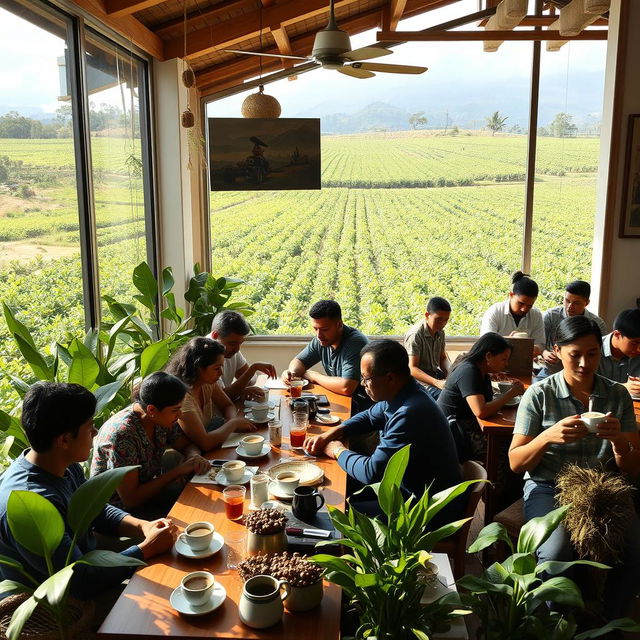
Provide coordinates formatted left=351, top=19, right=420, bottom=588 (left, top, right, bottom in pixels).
left=0, top=466, right=145, bottom=640
left=457, top=506, right=640, bottom=640
left=311, top=446, right=483, bottom=640
left=185, top=264, right=254, bottom=336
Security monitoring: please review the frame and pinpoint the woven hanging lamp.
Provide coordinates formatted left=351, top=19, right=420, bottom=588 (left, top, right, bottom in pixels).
left=241, top=85, right=281, bottom=118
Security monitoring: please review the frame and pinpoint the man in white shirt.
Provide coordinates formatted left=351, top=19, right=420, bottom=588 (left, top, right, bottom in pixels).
left=480, top=271, right=544, bottom=355
left=209, top=311, right=276, bottom=400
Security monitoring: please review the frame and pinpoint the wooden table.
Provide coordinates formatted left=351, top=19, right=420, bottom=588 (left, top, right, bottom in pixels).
left=98, top=383, right=351, bottom=640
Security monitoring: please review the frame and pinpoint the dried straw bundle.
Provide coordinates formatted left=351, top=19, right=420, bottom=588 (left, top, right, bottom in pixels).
left=555, top=464, right=635, bottom=563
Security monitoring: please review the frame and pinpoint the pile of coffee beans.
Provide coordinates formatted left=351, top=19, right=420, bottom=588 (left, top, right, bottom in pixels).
left=245, top=508, right=288, bottom=535
left=238, top=552, right=323, bottom=587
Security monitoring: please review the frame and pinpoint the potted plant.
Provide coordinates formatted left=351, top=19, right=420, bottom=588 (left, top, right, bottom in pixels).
left=245, top=509, right=288, bottom=556
left=0, top=466, right=145, bottom=640
left=238, top=551, right=324, bottom=612
left=455, top=505, right=640, bottom=640
left=311, top=445, right=482, bottom=640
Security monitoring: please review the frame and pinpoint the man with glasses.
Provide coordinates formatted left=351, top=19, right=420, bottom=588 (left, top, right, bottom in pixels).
left=304, top=340, right=462, bottom=521
left=538, top=280, right=607, bottom=380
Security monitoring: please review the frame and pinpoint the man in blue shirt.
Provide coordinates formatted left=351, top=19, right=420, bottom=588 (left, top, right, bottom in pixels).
left=304, top=340, right=462, bottom=520
left=0, top=382, right=176, bottom=601
left=282, top=299, right=370, bottom=413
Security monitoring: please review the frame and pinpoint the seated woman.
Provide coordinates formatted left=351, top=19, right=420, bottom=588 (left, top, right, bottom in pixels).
left=91, top=371, right=210, bottom=519
left=509, top=316, right=640, bottom=620
left=164, top=337, right=256, bottom=451
left=437, top=332, right=524, bottom=461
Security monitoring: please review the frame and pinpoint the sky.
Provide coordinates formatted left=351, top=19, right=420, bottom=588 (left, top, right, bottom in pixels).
left=0, top=0, right=607, bottom=123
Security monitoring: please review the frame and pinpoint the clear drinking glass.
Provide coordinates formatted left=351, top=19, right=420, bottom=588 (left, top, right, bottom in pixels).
left=225, top=530, right=246, bottom=570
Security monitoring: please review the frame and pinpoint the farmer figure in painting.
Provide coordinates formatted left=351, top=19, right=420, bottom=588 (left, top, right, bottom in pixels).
left=249, top=136, right=269, bottom=181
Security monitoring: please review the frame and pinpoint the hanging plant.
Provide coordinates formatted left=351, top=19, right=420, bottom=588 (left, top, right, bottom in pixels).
left=182, top=66, right=196, bottom=88
left=181, top=108, right=195, bottom=129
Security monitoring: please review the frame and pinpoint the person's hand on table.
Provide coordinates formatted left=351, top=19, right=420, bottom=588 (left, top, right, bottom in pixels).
left=544, top=415, right=588, bottom=444
left=303, top=431, right=335, bottom=455
left=626, top=376, right=640, bottom=396
left=281, top=369, right=295, bottom=385
left=138, top=518, right=176, bottom=559
left=227, top=416, right=257, bottom=433
left=324, top=440, right=348, bottom=460
left=250, top=361, right=277, bottom=379
left=180, top=455, right=210, bottom=476
left=542, top=349, right=559, bottom=365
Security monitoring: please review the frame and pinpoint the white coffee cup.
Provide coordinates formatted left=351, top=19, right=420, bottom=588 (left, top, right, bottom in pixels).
left=179, top=521, right=215, bottom=552
left=276, top=471, right=300, bottom=496
left=251, top=403, right=270, bottom=422
left=222, top=460, right=246, bottom=482
left=581, top=411, right=606, bottom=433
left=512, top=331, right=528, bottom=338
left=242, top=434, right=265, bottom=455
left=497, top=381, right=513, bottom=394
left=181, top=570, right=215, bottom=606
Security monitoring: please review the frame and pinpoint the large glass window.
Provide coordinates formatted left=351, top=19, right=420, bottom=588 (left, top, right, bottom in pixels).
left=0, top=2, right=84, bottom=399
left=207, top=2, right=605, bottom=336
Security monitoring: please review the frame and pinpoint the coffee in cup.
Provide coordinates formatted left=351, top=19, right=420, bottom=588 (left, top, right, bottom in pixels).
left=581, top=411, right=606, bottom=433
left=242, top=435, right=265, bottom=455
left=276, top=471, right=300, bottom=496
left=181, top=571, right=215, bottom=606
left=222, top=460, right=246, bottom=482
left=179, top=521, right=215, bottom=551
left=251, top=403, right=270, bottom=422
left=512, top=332, right=528, bottom=338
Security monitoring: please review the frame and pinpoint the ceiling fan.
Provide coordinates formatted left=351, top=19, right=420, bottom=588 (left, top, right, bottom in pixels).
left=223, top=0, right=428, bottom=79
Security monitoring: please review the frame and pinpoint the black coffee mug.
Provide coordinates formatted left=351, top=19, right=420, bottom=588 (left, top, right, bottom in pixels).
left=292, top=486, right=325, bottom=521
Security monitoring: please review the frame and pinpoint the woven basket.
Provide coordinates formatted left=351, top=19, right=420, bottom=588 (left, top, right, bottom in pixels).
left=0, top=593, right=94, bottom=640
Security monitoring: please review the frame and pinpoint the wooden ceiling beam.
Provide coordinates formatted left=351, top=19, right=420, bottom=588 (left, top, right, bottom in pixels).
left=70, top=0, right=164, bottom=58
left=153, top=0, right=254, bottom=37
left=105, top=0, right=166, bottom=18
left=376, top=28, right=608, bottom=40
left=384, top=0, right=409, bottom=31
left=272, top=25, right=297, bottom=75
left=479, top=14, right=607, bottom=25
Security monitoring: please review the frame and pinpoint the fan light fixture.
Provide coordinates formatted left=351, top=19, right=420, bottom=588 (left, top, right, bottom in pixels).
left=241, top=84, right=282, bottom=118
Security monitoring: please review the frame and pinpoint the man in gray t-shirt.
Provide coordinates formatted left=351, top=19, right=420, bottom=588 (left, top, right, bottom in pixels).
left=404, top=297, right=451, bottom=400
left=282, top=300, right=370, bottom=413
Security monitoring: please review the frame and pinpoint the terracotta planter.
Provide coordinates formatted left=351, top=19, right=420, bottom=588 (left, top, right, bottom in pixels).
left=246, top=529, right=287, bottom=556
left=0, top=593, right=94, bottom=640
left=283, top=579, right=323, bottom=612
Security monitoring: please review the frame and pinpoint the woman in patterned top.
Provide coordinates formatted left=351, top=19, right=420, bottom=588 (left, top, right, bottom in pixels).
left=509, top=316, right=640, bottom=619
left=91, top=371, right=209, bottom=519
left=165, top=337, right=256, bottom=452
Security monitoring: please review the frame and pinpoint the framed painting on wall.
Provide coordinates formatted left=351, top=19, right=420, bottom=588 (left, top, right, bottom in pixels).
left=620, top=113, right=640, bottom=238
left=208, top=118, right=321, bottom=191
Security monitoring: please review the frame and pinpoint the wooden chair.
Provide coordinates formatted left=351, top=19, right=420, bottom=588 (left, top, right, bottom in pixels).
left=434, top=460, right=487, bottom=579
left=494, top=498, right=525, bottom=542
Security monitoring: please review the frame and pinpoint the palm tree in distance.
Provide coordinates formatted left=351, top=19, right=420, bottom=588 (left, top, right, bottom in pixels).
left=486, top=111, right=509, bottom=136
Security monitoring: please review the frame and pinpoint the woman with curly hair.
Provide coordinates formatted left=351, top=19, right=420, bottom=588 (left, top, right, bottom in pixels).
left=165, top=337, right=256, bottom=451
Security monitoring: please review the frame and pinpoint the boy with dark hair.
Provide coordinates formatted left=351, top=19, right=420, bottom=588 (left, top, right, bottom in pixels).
left=282, top=299, right=370, bottom=412
left=0, top=382, right=176, bottom=600
left=404, top=296, right=451, bottom=399
left=599, top=308, right=640, bottom=395
left=209, top=310, right=276, bottom=400
left=539, top=280, right=607, bottom=379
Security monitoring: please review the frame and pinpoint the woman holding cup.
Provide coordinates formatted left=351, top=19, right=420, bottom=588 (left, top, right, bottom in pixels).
left=509, top=316, right=640, bottom=620
left=166, top=338, right=256, bottom=452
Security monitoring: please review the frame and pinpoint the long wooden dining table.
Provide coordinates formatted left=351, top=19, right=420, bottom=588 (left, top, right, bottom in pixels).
left=98, top=382, right=351, bottom=640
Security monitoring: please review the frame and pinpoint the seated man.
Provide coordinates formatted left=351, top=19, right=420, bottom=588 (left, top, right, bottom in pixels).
left=209, top=310, right=276, bottom=400
left=91, top=372, right=210, bottom=519
left=404, top=296, right=451, bottom=400
left=282, top=299, right=370, bottom=413
left=304, top=340, right=462, bottom=522
left=539, top=280, right=607, bottom=380
left=598, top=308, right=640, bottom=396
left=0, top=382, right=176, bottom=601
left=480, top=271, right=544, bottom=356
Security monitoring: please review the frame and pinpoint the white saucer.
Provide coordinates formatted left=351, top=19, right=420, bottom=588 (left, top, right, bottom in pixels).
left=215, top=469, right=254, bottom=486
left=504, top=396, right=522, bottom=407
left=236, top=443, right=271, bottom=459
left=170, top=582, right=226, bottom=616
left=268, top=481, right=296, bottom=501
left=244, top=410, right=275, bottom=424
left=244, top=400, right=276, bottom=410
left=315, top=414, right=341, bottom=426
left=175, top=531, right=225, bottom=559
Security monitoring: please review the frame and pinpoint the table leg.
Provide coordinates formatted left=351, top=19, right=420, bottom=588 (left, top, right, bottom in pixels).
left=484, top=431, right=499, bottom=526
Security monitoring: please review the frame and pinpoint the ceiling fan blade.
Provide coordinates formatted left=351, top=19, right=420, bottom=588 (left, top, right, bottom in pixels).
left=223, top=49, right=310, bottom=61
left=337, top=66, right=375, bottom=79
left=354, top=62, right=428, bottom=74
left=341, top=46, right=392, bottom=62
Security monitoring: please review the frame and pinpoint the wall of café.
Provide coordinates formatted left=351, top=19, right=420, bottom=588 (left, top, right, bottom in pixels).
left=592, top=0, right=640, bottom=324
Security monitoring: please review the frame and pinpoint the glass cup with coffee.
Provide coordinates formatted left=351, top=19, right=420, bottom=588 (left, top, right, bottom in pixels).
left=181, top=571, right=215, bottom=606
left=178, top=521, right=215, bottom=551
